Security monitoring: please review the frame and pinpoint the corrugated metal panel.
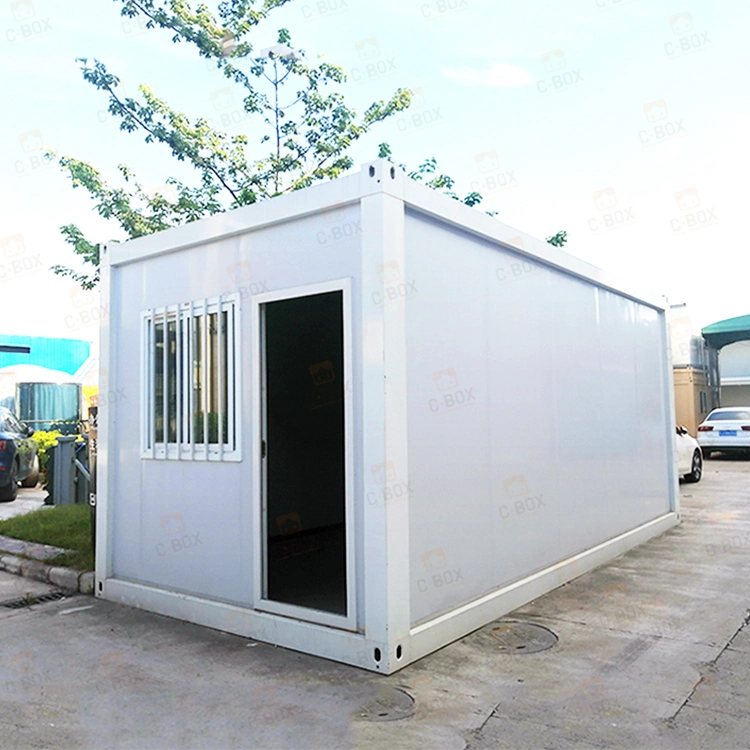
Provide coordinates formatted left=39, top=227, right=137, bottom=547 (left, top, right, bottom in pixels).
left=0, top=335, right=90, bottom=375
left=17, top=382, right=82, bottom=428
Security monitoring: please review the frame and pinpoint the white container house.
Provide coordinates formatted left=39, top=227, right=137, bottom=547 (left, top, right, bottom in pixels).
left=97, top=160, right=678, bottom=674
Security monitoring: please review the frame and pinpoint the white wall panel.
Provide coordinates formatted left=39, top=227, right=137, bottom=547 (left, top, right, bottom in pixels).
left=109, top=207, right=362, bottom=605
left=404, top=211, right=672, bottom=626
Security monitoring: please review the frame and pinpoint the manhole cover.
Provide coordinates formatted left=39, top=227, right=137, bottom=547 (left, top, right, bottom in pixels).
left=358, top=687, right=415, bottom=722
left=474, top=620, right=558, bottom=654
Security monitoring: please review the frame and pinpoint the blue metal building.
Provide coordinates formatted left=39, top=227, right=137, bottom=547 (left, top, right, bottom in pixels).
left=0, top=335, right=90, bottom=376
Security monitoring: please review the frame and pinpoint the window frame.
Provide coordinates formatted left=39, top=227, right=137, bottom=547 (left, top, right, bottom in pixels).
left=141, top=294, right=241, bottom=462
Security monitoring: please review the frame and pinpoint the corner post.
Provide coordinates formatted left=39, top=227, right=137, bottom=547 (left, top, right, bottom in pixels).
left=95, top=243, right=114, bottom=595
left=359, top=160, right=411, bottom=673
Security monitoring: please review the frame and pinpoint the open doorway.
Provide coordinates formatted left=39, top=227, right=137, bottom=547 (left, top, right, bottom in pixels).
left=260, top=290, right=348, bottom=617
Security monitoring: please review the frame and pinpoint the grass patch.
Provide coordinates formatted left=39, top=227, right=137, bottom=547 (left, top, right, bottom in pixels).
left=0, top=504, right=93, bottom=571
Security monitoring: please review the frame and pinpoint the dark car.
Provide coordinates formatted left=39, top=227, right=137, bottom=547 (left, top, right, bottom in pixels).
left=0, top=406, right=39, bottom=501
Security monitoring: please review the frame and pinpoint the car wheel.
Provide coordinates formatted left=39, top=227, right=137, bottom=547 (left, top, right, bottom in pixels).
left=0, top=462, right=19, bottom=502
left=684, top=450, right=703, bottom=483
left=21, top=455, right=40, bottom=488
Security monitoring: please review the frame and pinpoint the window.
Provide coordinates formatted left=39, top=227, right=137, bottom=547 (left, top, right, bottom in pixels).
left=707, top=409, right=750, bottom=422
left=699, top=391, right=707, bottom=415
left=142, top=295, right=240, bottom=460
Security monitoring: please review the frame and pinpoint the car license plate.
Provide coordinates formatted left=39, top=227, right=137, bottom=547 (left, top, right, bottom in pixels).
left=719, top=430, right=737, bottom=437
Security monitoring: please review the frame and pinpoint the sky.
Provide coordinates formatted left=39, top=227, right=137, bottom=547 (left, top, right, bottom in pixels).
left=1, top=0, right=748, bottom=353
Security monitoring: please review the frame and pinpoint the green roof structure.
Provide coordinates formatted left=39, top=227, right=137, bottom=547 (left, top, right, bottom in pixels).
left=701, top=314, right=750, bottom=349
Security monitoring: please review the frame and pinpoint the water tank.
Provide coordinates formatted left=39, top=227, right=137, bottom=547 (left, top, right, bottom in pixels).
left=16, top=382, right=82, bottom=432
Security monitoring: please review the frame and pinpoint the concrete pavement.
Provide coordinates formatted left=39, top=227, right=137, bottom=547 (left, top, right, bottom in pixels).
left=0, top=486, right=46, bottom=522
left=0, top=568, right=60, bottom=607
left=0, top=456, right=749, bottom=749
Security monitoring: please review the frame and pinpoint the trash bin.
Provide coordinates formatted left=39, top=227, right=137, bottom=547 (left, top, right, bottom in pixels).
left=51, top=436, right=77, bottom=505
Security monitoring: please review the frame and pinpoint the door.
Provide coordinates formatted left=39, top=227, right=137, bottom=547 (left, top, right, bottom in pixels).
left=254, top=280, right=355, bottom=629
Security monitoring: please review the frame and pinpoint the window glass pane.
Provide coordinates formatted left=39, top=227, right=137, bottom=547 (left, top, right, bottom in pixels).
left=193, top=314, right=203, bottom=443
left=154, top=320, right=165, bottom=444
left=147, top=301, right=236, bottom=456
left=167, top=319, right=177, bottom=443
left=222, top=310, right=229, bottom=445
left=208, top=312, right=219, bottom=444
left=180, top=317, right=188, bottom=444
left=708, top=409, right=750, bottom=421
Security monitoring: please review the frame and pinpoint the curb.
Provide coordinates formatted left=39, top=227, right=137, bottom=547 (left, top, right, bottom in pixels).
left=0, top=553, right=93, bottom=595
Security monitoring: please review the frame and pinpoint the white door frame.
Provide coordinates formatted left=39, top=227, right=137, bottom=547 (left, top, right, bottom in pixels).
left=251, top=278, right=357, bottom=631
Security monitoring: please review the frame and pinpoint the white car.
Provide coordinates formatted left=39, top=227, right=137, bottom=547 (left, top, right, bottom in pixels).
left=697, top=407, right=750, bottom=459
left=676, top=426, right=703, bottom=483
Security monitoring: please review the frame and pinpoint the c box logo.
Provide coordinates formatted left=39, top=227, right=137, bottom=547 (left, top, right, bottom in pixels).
left=433, top=368, right=458, bottom=392
left=669, top=11, right=692, bottom=34
left=371, top=461, right=397, bottom=484
left=160, top=513, right=185, bottom=536
left=10, top=0, right=34, bottom=21
left=227, top=260, right=251, bottom=284
left=503, top=475, right=529, bottom=498
left=541, top=49, right=565, bottom=72
left=9, top=650, right=34, bottom=674
left=276, top=512, right=302, bottom=536
left=211, top=88, right=233, bottom=110
left=593, top=187, right=617, bottom=211
left=19, top=130, right=43, bottom=153
left=376, top=261, right=401, bottom=284
left=675, top=188, right=700, bottom=211
left=69, top=287, right=95, bottom=309
left=475, top=150, right=500, bottom=174
left=2, top=235, right=25, bottom=257
left=410, top=87, right=427, bottom=109
left=422, top=547, right=446, bottom=572
left=356, top=38, right=379, bottom=60
left=669, top=316, right=693, bottom=342
left=309, top=360, right=334, bottom=385
left=643, top=100, right=668, bottom=123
